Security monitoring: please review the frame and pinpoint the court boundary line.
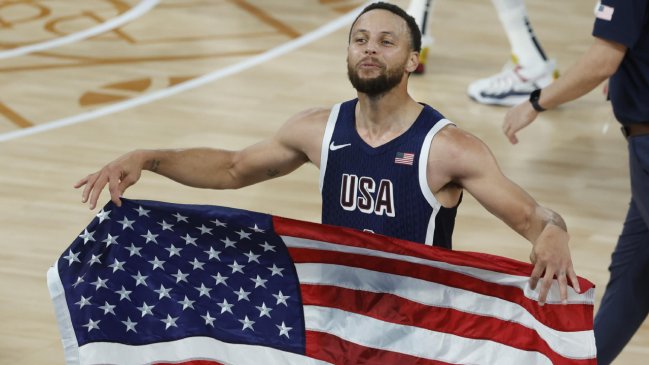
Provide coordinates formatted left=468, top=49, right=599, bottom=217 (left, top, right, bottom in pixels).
left=0, top=0, right=159, bottom=60
left=0, top=3, right=367, bottom=143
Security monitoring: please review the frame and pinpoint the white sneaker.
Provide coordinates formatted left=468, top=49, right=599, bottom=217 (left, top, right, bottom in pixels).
left=467, top=60, right=558, bottom=106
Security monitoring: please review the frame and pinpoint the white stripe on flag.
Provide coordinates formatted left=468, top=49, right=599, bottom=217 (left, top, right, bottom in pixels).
left=47, top=266, right=80, bottom=365
left=304, top=305, right=554, bottom=365
left=283, top=236, right=595, bottom=304
left=296, top=263, right=596, bottom=359
left=77, top=336, right=332, bottom=365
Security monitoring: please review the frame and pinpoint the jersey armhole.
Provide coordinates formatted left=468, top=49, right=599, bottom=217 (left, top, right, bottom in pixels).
left=419, top=119, right=455, bottom=209
left=419, top=118, right=455, bottom=246
left=319, top=103, right=342, bottom=193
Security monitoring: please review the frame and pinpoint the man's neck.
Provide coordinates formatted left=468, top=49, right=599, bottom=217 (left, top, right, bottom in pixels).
left=355, top=88, right=423, bottom=147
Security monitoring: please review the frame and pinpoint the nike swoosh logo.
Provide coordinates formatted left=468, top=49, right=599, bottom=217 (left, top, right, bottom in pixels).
left=329, top=142, right=351, bottom=151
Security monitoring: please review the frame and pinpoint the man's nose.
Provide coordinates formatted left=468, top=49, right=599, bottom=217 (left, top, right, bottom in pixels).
left=364, top=42, right=377, bottom=54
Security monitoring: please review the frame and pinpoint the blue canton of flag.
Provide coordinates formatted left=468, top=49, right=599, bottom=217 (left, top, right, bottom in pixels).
left=50, top=199, right=304, bottom=362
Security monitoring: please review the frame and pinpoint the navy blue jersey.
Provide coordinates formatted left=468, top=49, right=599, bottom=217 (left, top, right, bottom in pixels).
left=320, top=99, right=458, bottom=248
left=593, top=0, right=649, bottom=123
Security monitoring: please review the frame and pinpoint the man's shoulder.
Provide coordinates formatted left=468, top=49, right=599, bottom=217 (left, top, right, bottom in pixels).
left=430, top=124, right=491, bottom=161
left=290, top=107, right=332, bottom=124
left=277, top=106, right=335, bottom=147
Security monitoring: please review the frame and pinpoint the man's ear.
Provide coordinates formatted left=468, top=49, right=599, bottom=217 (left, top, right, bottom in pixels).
left=406, top=52, right=420, bottom=73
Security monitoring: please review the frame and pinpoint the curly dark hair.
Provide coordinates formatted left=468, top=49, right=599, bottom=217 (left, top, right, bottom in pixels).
left=348, top=2, right=422, bottom=53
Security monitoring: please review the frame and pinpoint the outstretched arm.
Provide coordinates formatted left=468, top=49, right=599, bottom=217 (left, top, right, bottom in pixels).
left=75, top=108, right=328, bottom=209
left=503, top=36, right=626, bottom=144
left=430, top=126, right=580, bottom=304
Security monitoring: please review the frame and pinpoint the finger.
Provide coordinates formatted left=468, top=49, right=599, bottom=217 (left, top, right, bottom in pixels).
left=538, top=271, right=554, bottom=306
left=507, top=129, right=519, bottom=145
left=529, top=262, right=544, bottom=291
left=568, top=267, right=581, bottom=293
left=74, top=177, right=88, bottom=189
left=89, top=175, right=109, bottom=210
left=558, top=270, right=568, bottom=304
left=81, top=174, right=99, bottom=204
left=117, top=176, right=137, bottom=200
left=107, top=172, right=123, bottom=207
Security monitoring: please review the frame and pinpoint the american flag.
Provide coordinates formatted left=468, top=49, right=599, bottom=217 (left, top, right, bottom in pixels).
left=48, top=199, right=597, bottom=365
left=394, top=152, right=415, bottom=165
left=595, top=3, right=614, bottom=21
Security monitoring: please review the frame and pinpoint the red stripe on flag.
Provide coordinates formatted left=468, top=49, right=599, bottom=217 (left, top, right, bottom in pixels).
left=306, top=330, right=454, bottom=365
left=273, top=216, right=594, bottom=292
left=301, top=284, right=596, bottom=365
left=290, top=247, right=592, bottom=331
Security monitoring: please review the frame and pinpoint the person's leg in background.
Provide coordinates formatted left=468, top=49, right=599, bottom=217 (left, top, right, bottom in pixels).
left=595, top=136, right=649, bottom=364
left=407, top=0, right=434, bottom=74
left=467, top=0, right=558, bottom=106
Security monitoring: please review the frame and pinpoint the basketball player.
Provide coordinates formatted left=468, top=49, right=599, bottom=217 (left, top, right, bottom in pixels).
left=409, top=0, right=557, bottom=106
left=467, top=0, right=558, bottom=106
left=76, top=2, right=580, bottom=305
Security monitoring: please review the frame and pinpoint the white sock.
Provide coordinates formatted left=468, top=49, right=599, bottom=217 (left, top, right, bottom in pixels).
left=491, top=0, right=548, bottom=72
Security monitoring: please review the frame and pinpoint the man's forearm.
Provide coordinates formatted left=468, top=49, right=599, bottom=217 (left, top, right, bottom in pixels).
left=138, top=148, right=238, bottom=189
left=537, top=37, right=626, bottom=110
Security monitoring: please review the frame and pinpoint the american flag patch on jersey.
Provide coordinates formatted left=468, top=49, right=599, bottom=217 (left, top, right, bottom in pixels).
left=395, top=152, right=415, bottom=165
left=595, top=3, right=614, bottom=21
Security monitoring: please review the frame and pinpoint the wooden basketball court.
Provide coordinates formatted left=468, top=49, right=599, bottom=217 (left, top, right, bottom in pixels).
left=0, top=0, right=646, bottom=363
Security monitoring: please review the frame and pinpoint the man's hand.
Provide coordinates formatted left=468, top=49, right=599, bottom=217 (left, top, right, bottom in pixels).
left=74, top=150, right=146, bottom=209
left=528, top=224, right=581, bottom=305
left=503, top=101, right=539, bottom=144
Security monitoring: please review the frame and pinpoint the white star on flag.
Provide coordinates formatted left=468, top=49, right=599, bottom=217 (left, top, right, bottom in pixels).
left=212, top=272, right=228, bottom=286
left=154, top=285, right=172, bottom=299
left=91, top=277, right=108, bottom=290
left=98, top=301, right=116, bottom=315
left=148, top=256, right=166, bottom=271
left=238, top=316, right=255, bottom=331
left=134, top=206, right=150, bottom=217
left=136, top=302, right=155, bottom=317
left=141, top=230, right=158, bottom=244
left=63, top=249, right=80, bottom=266
left=173, top=212, right=188, bottom=222
left=96, top=209, right=110, bottom=223
left=211, top=218, right=226, bottom=227
left=221, top=237, right=236, bottom=248
left=256, top=302, right=273, bottom=318
left=121, top=317, right=138, bottom=333
left=78, top=229, right=95, bottom=244
left=83, top=318, right=100, bottom=332
left=202, top=311, right=216, bottom=327
left=217, top=298, right=234, bottom=314
left=75, top=295, right=92, bottom=309
left=161, top=315, right=178, bottom=329
left=196, top=225, right=213, bottom=235
left=118, top=217, right=135, bottom=230
left=158, top=220, right=174, bottom=231
left=276, top=321, right=292, bottom=338
left=102, top=233, right=119, bottom=246
left=273, top=291, right=290, bottom=306
left=181, top=234, right=198, bottom=246
left=131, top=271, right=148, bottom=286
left=236, top=229, right=251, bottom=240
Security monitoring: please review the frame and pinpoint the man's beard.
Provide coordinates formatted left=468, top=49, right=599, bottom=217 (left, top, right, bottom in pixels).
left=347, top=60, right=405, bottom=97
